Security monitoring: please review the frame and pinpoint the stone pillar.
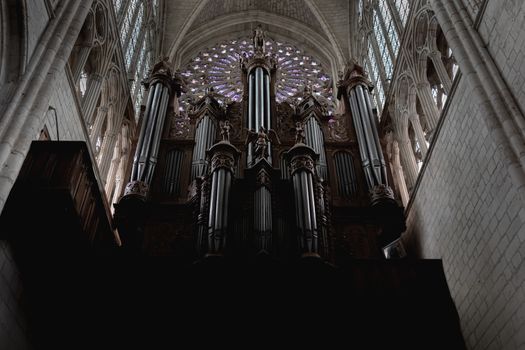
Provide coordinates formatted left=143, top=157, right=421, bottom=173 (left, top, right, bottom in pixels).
left=409, top=113, right=429, bottom=159
left=430, top=0, right=525, bottom=192
left=392, top=141, right=410, bottom=206
left=287, top=143, right=320, bottom=258
left=104, top=134, right=121, bottom=195
left=416, top=81, right=440, bottom=131
left=98, top=131, right=119, bottom=184
left=429, top=50, right=452, bottom=94
left=205, top=141, right=240, bottom=257
left=89, top=106, right=108, bottom=146
left=394, top=119, right=419, bottom=192
left=0, top=1, right=93, bottom=213
left=82, top=73, right=105, bottom=125
left=72, top=45, right=92, bottom=82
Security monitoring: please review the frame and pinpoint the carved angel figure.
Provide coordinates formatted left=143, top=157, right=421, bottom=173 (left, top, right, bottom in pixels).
left=219, top=120, right=232, bottom=142
left=293, top=121, right=306, bottom=144
left=245, top=126, right=281, bottom=160
left=253, top=25, right=265, bottom=53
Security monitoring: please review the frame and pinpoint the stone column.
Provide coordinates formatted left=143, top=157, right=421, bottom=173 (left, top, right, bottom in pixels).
left=394, top=119, right=419, bottom=192
left=430, top=0, right=525, bottom=191
left=89, top=106, right=108, bottom=147
left=71, top=45, right=93, bottom=82
left=416, top=81, right=440, bottom=131
left=392, top=141, right=410, bottom=206
left=409, top=113, right=429, bottom=159
left=429, top=50, right=452, bottom=94
left=0, top=1, right=93, bottom=213
left=98, top=131, right=119, bottom=183
left=104, top=135, right=121, bottom=195
left=82, top=73, right=105, bottom=125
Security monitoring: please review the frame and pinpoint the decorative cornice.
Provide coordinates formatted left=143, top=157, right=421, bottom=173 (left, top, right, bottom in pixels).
left=207, top=141, right=241, bottom=174
left=123, top=180, right=149, bottom=199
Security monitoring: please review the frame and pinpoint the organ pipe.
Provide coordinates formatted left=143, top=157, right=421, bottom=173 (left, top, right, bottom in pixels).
left=287, top=144, right=320, bottom=258
left=191, top=114, right=217, bottom=179
left=124, top=60, right=178, bottom=199
left=205, top=141, right=240, bottom=256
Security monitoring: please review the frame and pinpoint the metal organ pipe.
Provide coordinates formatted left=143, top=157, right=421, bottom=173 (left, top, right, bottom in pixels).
left=305, top=116, right=327, bottom=180
left=247, top=67, right=272, bottom=167
left=348, top=83, right=388, bottom=189
left=264, top=73, right=272, bottom=163
left=248, top=74, right=254, bottom=165
left=192, top=115, right=217, bottom=179
left=147, top=86, right=170, bottom=184
left=288, top=146, right=320, bottom=258
left=206, top=142, right=239, bottom=256
left=130, top=75, right=172, bottom=187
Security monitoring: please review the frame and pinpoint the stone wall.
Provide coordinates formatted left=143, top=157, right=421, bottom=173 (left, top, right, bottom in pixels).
left=478, top=0, right=525, bottom=115
left=26, top=0, right=49, bottom=63
left=405, top=1, right=525, bottom=348
left=42, top=68, right=87, bottom=142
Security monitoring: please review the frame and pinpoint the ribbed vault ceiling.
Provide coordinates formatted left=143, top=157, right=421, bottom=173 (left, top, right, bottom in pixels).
left=161, top=0, right=352, bottom=73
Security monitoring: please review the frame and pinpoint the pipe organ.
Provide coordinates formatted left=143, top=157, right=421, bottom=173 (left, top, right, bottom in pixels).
left=114, top=29, right=406, bottom=262
left=191, top=113, right=217, bottom=179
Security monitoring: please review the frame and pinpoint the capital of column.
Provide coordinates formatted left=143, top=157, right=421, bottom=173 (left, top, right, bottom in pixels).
left=370, top=184, right=395, bottom=206
left=286, top=143, right=318, bottom=176
left=207, top=141, right=240, bottom=174
left=123, top=180, right=149, bottom=199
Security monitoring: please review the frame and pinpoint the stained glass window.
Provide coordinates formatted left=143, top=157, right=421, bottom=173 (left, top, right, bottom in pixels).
left=379, top=2, right=400, bottom=56
left=113, top=0, right=124, bottom=17
left=120, top=0, right=139, bottom=46
left=393, top=0, right=410, bottom=27
left=181, top=38, right=333, bottom=111
left=364, top=59, right=382, bottom=115
left=373, top=12, right=393, bottom=80
left=358, top=0, right=363, bottom=23
left=367, top=41, right=384, bottom=109
left=125, top=4, right=144, bottom=69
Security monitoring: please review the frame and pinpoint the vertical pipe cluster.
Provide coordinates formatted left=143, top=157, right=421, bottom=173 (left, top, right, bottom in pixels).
left=348, top=83, right=388, bottom=190
left=254, top=184, right=272, bottom=254
left=334, top=152, right=357, bottom=198
left=288, top=146, right=319, bottom=258
left=247, top=74, right=254, bottom=164
left=131, top=77, right=172, bottom=186
left=205, top=143, right=238, bottom=256
left=191, top=114, right=217, bottom=179
left=195, top=177, right=209, bottom=256
left=304, top=115, right=328, bottom=180
left=280, top=155, right=290, bottom=180
left=162, top=149, right=184, bottom=196
left=247, top=67, right=272, bottom=166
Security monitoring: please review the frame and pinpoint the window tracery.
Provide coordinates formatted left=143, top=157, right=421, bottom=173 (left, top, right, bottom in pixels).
left=180, top=38, right=333, bottom=111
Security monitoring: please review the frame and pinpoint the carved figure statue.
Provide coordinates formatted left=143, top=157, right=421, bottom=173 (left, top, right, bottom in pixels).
left=245, top=126, right=281, bottom=160
left=151, top=56, right=171, bottom=75
left=220, top=120, right=232, bottom=142
left=293, top=121, right=306, bottom=144
left=253, top=25, right=265, bottom=53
